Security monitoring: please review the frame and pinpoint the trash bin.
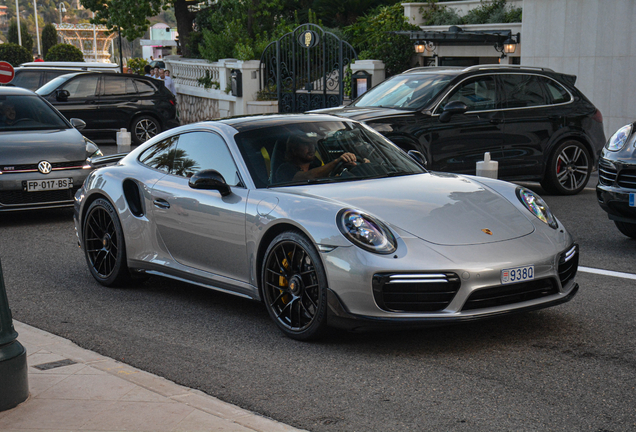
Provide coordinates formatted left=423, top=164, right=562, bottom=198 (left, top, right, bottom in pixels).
left=0, top=258, right=28, bottom=411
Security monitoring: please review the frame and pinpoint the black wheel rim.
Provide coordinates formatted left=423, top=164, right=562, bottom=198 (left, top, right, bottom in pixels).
left=556, top=145, right=589, bottom=191
left=135, top=119, right=158, bottom=142
left=263, top=241, right=320, bottom=332
left=84, top=206, right=119, bottom=279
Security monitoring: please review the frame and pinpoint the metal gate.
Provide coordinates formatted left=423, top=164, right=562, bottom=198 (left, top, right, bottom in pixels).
left=260, top=24, right=357, bottom=113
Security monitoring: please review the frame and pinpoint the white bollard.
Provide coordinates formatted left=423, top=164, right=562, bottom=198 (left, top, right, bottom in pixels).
left=476, top=152, right=498, bottom=179
left=116, top=128, right=132, bottom=152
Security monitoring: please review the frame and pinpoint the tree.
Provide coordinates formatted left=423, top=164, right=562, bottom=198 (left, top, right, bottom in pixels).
left=0, top=43, right=33, bottom=66
left=42, top=24, right=58, bottom=58
left=80, top=0, right=197, bottom=57
left=45, top=43, right=85, bottom=61
left=7, top=20, right=34, bottom=55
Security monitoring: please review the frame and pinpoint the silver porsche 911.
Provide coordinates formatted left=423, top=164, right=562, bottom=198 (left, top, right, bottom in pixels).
left=74, top=114, right=579, bottom=340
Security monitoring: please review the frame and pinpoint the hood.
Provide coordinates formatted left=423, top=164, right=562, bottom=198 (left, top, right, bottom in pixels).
left=284, top=173, right=534, bottom=246
left=312, top=106, right=417, bottom=123
left=0, top=128, right=88, bottom=165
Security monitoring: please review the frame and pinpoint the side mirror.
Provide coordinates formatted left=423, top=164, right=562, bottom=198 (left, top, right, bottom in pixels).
left=69, top=118, right=86, bottom=130
left=407, top=150, right=428, bottom=169
left=55, top=89, right=70, bottom=102
left=439, top=100, right=468, bottom=123
left=188, top=169, right=232, bottom=196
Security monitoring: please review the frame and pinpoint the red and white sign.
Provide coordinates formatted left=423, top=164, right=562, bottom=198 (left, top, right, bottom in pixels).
left=0, top=62, right=15, bottom=84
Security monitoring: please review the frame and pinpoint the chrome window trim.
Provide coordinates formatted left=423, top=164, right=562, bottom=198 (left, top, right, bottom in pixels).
left=431, top=72, right=575, bottom=117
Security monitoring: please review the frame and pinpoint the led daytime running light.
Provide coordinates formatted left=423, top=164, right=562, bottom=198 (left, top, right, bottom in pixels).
left=337, top=209, right=397, bottom=254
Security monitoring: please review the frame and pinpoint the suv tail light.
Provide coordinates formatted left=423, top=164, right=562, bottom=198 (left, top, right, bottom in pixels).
left=592, top=109, right=603, bottom=123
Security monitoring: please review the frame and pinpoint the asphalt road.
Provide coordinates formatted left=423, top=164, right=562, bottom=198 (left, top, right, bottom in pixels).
left=1, top=164, right=635, bottom=431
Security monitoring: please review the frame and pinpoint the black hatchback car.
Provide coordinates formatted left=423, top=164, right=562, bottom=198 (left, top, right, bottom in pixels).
left=36, top=72, right=179, bottom=144
left=317, top=65, right=605, bottom=195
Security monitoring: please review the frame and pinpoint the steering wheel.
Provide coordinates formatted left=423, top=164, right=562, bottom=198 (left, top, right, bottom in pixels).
left=329, top=160, right=347, bottom=177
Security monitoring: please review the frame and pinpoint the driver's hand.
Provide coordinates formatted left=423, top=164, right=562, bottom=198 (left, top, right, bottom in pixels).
left=338, top=152, right=357, bottom=165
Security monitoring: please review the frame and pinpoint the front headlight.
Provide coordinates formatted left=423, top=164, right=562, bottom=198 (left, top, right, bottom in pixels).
left=337, top=209, right=397, bottom=254
left=516, top=187, right=558, bottom=229
left=606, top=124, right=633, bottom=151
left=85, top=137, right=103, bottom=159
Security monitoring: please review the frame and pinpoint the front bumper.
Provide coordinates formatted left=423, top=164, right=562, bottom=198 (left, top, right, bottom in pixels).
left=596, top=158, right=636, bottom=224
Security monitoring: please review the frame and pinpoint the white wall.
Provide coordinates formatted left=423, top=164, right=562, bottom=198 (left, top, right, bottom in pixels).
left=522, top=0, right=636, bottom=137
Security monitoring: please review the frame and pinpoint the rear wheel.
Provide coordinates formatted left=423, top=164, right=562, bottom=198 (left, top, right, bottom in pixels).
left=131, top=115, right=161, bottom=145
left=614, top=221, right=636, bottom=239
left=82, top=198, right=131, bottom=286
left=261, top=231, right=328, bottom=340
left=541, top=140, right=591, bottom=195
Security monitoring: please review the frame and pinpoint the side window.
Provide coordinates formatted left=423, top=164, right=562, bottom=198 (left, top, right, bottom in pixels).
left=134, top=80, right=156, bottom=95
left=61, top=75, right=99, bottom=98
left=139, top=136, right=179, bottom=173
left=45, top=70, right=73, bottom=84
left=102, top=75, right=136, bottom=95
left=440, top=76, right=496, bottom=112
left=171, top=131, right=242, bottom=186
left=12, top=71, right=42, bottom=90
left=501, top=74, right=549, bottom=108
left=541, top=77, right=571, bottom=104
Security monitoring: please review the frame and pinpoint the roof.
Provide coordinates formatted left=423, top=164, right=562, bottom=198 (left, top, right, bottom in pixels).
left=0, top=86, right=38, bottom=96
left=219, top=113, right=350, bottom=132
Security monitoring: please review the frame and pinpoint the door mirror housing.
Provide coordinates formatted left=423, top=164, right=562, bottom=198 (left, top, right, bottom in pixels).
left=188, top=169, right=232, bottom=196
left=407, top=150, right=428, bottom=168
left=69, top=118, right=86, bottom=130
left=55, top=89, right=70, bottom=102
left=439, top=100, right=468, bottom=123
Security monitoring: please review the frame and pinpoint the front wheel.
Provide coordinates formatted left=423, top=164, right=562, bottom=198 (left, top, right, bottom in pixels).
left=82, top=198, right=131, bottom=287
left=261, top=231, right=328, bottom=340
left=614, top=221, right=636, bottom=239
left=541, top=140, right=592, bottom=195
left=131, top=115, right=161, bottom=145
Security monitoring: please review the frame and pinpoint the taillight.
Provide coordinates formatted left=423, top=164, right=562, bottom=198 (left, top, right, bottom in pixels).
left=592, top=109, right=603, bottom=123
left=169, top=100, right=175, bottom=106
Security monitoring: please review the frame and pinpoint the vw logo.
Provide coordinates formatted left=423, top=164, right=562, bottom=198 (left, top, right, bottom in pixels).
left=38, top=161, right=52, bottom=174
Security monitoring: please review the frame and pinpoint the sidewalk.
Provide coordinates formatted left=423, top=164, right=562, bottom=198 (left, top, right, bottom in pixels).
left=0, top=321, right=306, bottom=432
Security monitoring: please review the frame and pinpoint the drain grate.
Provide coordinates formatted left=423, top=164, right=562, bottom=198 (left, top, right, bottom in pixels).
left=32, top=359, right=77, bottom=370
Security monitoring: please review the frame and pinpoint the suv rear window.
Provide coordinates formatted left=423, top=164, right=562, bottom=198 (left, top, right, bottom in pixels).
left=501, top=74, right=548, bottom=108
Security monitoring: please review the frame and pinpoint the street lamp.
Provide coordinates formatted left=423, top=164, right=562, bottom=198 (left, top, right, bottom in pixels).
left=58, top=2, right=66, bottom=25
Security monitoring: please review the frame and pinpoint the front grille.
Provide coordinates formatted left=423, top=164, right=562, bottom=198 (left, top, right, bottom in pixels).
left=598, top=159, right=617, bottom=186
left=1, top=161, right=86, bottom=174
left=462, top=278, right=559, bottom=311
left=0, top=187, right=79, bottom=205
left=372, top=272, right=460, bottom=312
left=558, top=244, right=578, bottom=288
left=617, top=169, right=636, bottom=188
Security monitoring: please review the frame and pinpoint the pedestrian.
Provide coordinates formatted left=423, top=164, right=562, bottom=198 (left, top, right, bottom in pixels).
left=164, top=70, right=176, bottom=95
left=150, top=55, right=154, bottom=61
left=34, top=55, right=44, bottom=62
left=158, top=68, right=165, bottom=80
left=144, top=65, right=152, bottom=76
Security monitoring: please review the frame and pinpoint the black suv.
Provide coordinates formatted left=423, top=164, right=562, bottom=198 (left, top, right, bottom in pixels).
left=36, top=72, right=179, bottom=144
left=317, top=65, right=606, bottom=195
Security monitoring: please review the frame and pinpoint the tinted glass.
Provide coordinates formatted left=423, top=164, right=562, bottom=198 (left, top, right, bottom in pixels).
left=0, top=95, right=69, bottom=131
left=139, top=135, right=178, bottom=173
left=235, top=121, right=426, bottom=188
left=103, top=75, right=136, bottom=95
left=171, top=131, right=241, bottom=186
left=542, top=77, right=571, bottom=104
left=134, top=80, right=155, bottom=95
left=501, top=74, right=548, bottom=108
left=62, top=75, right=99, bottom=98
left=353, top=73, right=452, bottom=110
left=36, top=74, right=77, bottom=96
left=12, top=71, right=41, bottom=90
left=440, top=76, right=497, bottom=111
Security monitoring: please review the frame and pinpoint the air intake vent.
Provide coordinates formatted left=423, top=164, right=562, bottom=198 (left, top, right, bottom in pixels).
left=462, top=278, right=558, bottom=311
left=558, top=244, right=578, bottom=288
left=372, top=273, right=460, bottom=312
left=598, top=159, right=617, bottom=186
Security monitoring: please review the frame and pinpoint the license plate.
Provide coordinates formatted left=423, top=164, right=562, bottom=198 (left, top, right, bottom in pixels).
left=24, top=178, right=73, bottom=192
left=501, top=265, right=534, bottom=284
left=630, top=193, right=635, bottom=207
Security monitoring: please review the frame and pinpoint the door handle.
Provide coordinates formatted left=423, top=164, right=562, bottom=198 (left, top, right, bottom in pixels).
left=153, top=198, right=170, bottom=209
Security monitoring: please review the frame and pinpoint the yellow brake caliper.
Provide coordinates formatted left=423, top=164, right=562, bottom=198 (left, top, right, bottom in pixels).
left=279, top=255, right=292, bottom=304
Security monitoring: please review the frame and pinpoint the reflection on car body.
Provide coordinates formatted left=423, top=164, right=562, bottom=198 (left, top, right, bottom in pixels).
left=74, top=114, right=579, bottom=340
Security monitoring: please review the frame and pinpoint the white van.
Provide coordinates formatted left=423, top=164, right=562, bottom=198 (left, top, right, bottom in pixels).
left=19, top=62, right=120, bottom=72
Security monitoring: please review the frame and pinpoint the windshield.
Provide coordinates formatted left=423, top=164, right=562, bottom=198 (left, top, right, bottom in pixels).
left=0, top=95, right=69, bottom=131
left=36, top=73, right=78, bottom=96
left=353, top=73, right=452, bottom=110
left=235, top=120, right=425, bottom=188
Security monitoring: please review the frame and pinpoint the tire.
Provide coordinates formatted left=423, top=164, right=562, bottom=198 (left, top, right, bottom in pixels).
left=541, top=140, right=592, bottom=195
left=82, top=198, right=131, bottom=287
left=261, top=231, right=328, bottom=340
left=614, top=221, right=636, bottom=239
left=131, top=115, right=161, bottom=145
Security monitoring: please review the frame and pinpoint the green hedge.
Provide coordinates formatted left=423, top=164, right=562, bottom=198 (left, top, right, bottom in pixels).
left=45, top=44, right=85, bottom=62
left=0, top=43, right=33, bottom=67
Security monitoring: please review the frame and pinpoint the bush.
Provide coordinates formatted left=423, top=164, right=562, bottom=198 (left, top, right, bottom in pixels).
left=421, top=0, right=522, bottom=26
left=7, top=20, right=34, bottom=56
left=41, top=24, right=58, bottom=58
left=0, top=43, right=33, bottom=67
left=45, top=44, right=85, bottom=62
left=126, top=57, right=148, bottom=75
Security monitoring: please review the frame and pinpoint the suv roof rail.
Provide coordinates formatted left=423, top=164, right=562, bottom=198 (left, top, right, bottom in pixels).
left=403, top=66, right=463, bottom=73
left=461, top=64, right=555, bottom=73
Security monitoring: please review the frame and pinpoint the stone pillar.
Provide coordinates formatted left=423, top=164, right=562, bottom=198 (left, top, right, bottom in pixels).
left=351, top=60, right=386, bottom=90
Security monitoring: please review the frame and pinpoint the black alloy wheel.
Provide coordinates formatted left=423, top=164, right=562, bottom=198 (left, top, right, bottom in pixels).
left=131, top=115, right=161, bottom=145
left=82, top=198, right=131, bottom=287
left=261, top=231, right=328, bottom=340
left=541, top=140, right=592, bottom=195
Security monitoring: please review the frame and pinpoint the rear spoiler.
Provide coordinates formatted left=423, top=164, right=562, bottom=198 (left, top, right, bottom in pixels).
left=557, top=73, right=577, bottom=87
left=89, top=153, right=127, bottom=168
